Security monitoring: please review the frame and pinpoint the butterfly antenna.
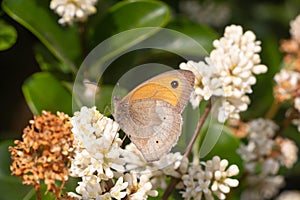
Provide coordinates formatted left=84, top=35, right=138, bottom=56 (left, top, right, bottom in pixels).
left=110, top=130, right=119, bottom=149
left=121, top=134, right=127, bottom=144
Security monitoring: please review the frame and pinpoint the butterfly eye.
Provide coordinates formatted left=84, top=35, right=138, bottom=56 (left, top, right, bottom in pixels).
left=171, top=80, right=179, bottom=88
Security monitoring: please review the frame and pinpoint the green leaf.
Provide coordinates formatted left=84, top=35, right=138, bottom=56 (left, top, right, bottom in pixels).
left=91, top=0, right=171, bottom=46
left=167, top=17, right=218, bottom=53
left=2, top=0, right=81, bottom=72
left=22, top=72, right=72, bottom=115
left=34, top=43, right=73, bottom=74
left=133, top=19, right=216, bottom=65
left=30, top=184, right=54, bottom=200
left=0, top=140, right=14, bottom=177
left=0, top=176, right=33, bottom=200
left=64, top=177, right=79, bottom=195
left=0, top=19, right=17, bottom=50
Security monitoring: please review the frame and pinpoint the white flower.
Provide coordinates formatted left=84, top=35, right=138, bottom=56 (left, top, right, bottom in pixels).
left=179, top=60, right=224, bottom=108
left=261, top=158, right=280, bottom=175
left=50, top=0, right=97, bottom=25
left=121, top=143, right=147, bottom=171
left=290, top=14, right=300, bottom=43
left=124, top=172, right=158, bottom=200
left=236, top=119, right=298, bottom=200
left=110, top=177, right=128, bottom=200
left=238, top=118, right=298, bottom=175
left=180, top=25, right=267, bottom=122
left=181, top=156, right=239, bottom=200
left=237, top=119, right=278, bottom=170
left=150, top=155, right=188, bottom=190
left=210, top=25, right=267, bottom=122
left=294, top=97, right=300, bottom=112
left=276, top=137, right=298, bottom=168
left=75, top=175, right=105, bottom=198
left=292, top=118, right=300, bottom=132
left=206, top=156, right=239, bottom=200
left=247, top=118, right=278, bottom=138
left=121, top=143, right=187, bottom=190
left=151, top=152, right=184, bottom=177
left=97, top=192, right=112, bottom=200
left=181, top=164, right=214, bottom=200
left=67, top=192, right=83, bottom=199
left=69, top=107, right=125, bottom=198
left=241, top=175, right=285, bottom=200
left=237, top=141, right=257, bottom=163
left=274, top=69, right=300, bottom=102
left=276, top=190, right=300, bottom=200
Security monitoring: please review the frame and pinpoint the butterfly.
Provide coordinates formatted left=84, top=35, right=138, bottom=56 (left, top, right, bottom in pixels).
left=113, top=69, right=195, bottom=161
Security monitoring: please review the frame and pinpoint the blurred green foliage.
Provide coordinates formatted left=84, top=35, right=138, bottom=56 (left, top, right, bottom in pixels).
left=1, top=0, right=300, bottom=199
left=0, top=19, right=17, bottom=50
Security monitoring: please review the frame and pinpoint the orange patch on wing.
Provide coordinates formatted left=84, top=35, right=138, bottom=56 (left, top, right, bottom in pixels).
left=130, top=83, right=178, bottom=106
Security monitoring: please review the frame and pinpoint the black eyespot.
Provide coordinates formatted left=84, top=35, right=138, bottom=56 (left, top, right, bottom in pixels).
left=171, top=80, right=179, bottom=88
left=156, top=140, right=159, bottom=144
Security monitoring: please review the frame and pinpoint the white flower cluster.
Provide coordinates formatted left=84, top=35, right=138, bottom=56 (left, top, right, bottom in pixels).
left=122, top=143, right=186, bottom=190
left=274, top=69, right=300, bottom=102
left=237, top=118, right=298, bottom=200
left=237, top=119, right=278, bottom=167
left=67, top=107, right=242, bottom=199
left=273, top=69, right=300, bottom=131
left=124, top=172, right=158, bottom=200
left=241, top=175, right=285, bottom=200
left=290, top=14, right=300, bottom=43
left=276, top=190, right=300, bottom=200
left=181, top=156, right=239, bottom=200
left=68, top=107, right=158, bottom=199
left=276, top=137, right=299, bottom=169
left=50, top=0, right=97, bottom=25
left=180, top=25, right=267, bottom=122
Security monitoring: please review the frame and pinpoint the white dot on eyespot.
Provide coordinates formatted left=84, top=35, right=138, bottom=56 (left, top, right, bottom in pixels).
left=171, top=80, right=179, bottom=88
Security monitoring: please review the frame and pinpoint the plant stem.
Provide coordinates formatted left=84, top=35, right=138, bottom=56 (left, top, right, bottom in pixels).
left=274, top=108, right=297, bottom=138
left=35, top=186, right=42, bottom=200
left=161, top=178, right=180, bottom=200
left=161, top=100, right=212, bottom=200
left=79, top=22, right=88, bottom=61
left=184, top=100, right=211, bottom=157
left=265, top=100, right=281, bottom=119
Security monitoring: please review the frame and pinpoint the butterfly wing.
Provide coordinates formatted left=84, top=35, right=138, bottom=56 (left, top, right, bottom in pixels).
left=129, top=100, right=182, bottom=161
left=114, top=70, right=195, bottom=161
left=128, top=70, right=194, bottom=112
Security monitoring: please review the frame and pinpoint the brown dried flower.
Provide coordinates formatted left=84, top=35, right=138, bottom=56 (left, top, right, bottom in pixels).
left=280, top=40, right=300, bottom=72
left=9, top=111, right=74, bottom=197
left=228, top=119, right=249, bottom=138
left=280, top=14, right=300, bottom=72
left=275, top=15, right=300, bottom=103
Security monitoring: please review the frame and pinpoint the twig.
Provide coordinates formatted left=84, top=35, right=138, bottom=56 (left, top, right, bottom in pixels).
left=264, top=100, right=281, bottom=119
left=184, top=100, right=212, bottom=157
left=79, top=22, right=88, bottom=61
left=274, top=108, right=297, bottom=138
left=35, top=185, right=42, bottom=200
left=161, top=100, right=212, bottom=200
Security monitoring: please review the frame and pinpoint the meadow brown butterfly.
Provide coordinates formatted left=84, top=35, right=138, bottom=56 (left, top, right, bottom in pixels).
left=113, top=69, right=195, bottom=161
